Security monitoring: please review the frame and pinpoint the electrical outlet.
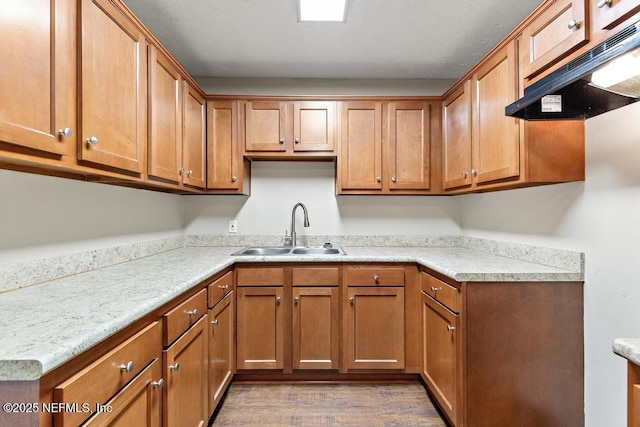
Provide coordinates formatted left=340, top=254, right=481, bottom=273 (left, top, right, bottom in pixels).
left=228, top=220, right=238, bottom=233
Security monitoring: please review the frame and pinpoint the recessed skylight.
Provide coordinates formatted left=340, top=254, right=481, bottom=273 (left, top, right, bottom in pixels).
left=298, top=0, right=347, bottom=22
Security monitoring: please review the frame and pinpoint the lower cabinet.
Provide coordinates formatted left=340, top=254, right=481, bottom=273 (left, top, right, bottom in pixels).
left=208, top=291, right=234, bottom=413
left=629, top=362, right=640, bottom=427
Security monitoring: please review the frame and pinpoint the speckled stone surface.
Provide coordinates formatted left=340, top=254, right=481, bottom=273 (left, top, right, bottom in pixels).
left=0, top=240, right=584, bottom=381
left=613, top=338, right=640, bottom=366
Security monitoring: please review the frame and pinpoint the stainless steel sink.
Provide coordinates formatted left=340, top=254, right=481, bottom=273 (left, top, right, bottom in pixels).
left=231, top=245, right=346, bottom=256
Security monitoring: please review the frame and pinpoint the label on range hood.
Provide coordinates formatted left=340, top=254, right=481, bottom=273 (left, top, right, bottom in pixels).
left=541, top=94, right=562, bottom=112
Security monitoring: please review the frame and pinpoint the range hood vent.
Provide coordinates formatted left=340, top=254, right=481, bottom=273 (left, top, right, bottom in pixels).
left=506, top=20, right=640, bottom=120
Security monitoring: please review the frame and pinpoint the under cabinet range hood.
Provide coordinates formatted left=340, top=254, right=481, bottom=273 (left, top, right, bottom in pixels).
left=506, top=20, right=640, bottom=120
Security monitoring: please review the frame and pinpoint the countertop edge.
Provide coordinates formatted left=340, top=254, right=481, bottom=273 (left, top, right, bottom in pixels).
left=613, top=338, right=640, bottom=366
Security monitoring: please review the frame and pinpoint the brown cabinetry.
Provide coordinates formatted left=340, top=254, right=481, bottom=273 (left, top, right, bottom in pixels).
left=0, top=0, right=75, bottom=156
left=443, top=82, right=473, bottom=190
left=591, top=0, right=640, bottom=39
left=207, top=100, right=250, bottom=194
left=78, top=0, right=147, bottom=174
left=181, top=82, right=207, bottom=189
left=242, top=100, right=336, bottom=158
left=520, top=0, right=589, bottom=79
left=629, top=362, right=640, bottom=427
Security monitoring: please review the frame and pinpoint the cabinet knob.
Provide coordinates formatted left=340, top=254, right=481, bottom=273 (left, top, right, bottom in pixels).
left=376, top=176, right=381, bottom=182
left=373, top=275, right=379, bottom=282
left=187, top=170, right=193, bottom=177
left=276, top=296, right=281, bottom=304
left=279, top=137, right=285, bottom=144
left=597, top=0, right=611, bottom=7
left=218, top=284, right=229, bottom=290
left=169, top=363, right=180, bottom=371
left=295, top=138, right=300, bottom=144
left=151, top=378, right=164, bottom=389
left=447, top=325, right=456, bottom=332
left=231, top=176, right=237, bottom=182
left=461, top=171, right=468, bottom=178
left=294, top=296, right=299, bottom=304
left=211, top=319, right=219, bottom=326
left=119, top=361, right=134, bottom=373
left=471, top=169, right=478, bottom=177
left=179, top=167, right=185, bottom=174
left=391, top=176, right=397, bottom=183
left=186, top=308, right=197, bottom=317
left=568, top=19, right=581, bottom=30
left=430, top=286, right=442, bottom=292
left=349, top=296, right=354, bottom=305
left=85, top=136, right=98, bottom=146
left=58, top=128, right=72, bottom=138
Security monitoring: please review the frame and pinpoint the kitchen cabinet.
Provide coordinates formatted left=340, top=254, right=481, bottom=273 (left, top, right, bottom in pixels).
left=78, top=0, right=147, bottom=174
left=591, top=0, right=640, bottom=38
left=207, top=271, right=234, bottom=415
left=419, top=269, right=584, bottom=427
left=181, top=82, right=207, bottom=189
left=0, top=0, right=75, bottom=156
left=242, top=100, right=337, bottom=158
left=53, top=322, right=162, bottom=426
left=292, top=267, right=340, bottom=370
left=520, top=0, right=588, bottom=80
left=236, top=267, right=285, bottom=370
left=162, top=289, right=208, bottom=427
left=629, top=362, right=640, bottom=427
left=344, top=266, right=405, bottom=370
left=207, top=100, right=250, bottom=194
left=442, top=82, right=473, bottom=190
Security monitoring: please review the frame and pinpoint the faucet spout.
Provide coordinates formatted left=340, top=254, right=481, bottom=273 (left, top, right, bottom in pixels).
left=288, top=202, right=310, bottom=246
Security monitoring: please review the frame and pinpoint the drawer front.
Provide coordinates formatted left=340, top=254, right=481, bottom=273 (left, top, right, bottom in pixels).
left=346, top=266, right=405, bottom=286
left=163, top=289, right=207, bottom=346
left=237, top=267, right=284, bottom=286
left=292, top=266, right=339, bottom=286
left=53, top=321, right=161, bottom=427
left=208, top=271, right=234, bottom=307
left=422, top=273, right=459, bottom=313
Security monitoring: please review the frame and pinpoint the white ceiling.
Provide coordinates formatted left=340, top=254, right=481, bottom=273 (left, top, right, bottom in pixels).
left=123, top=0, right=543, bottom=80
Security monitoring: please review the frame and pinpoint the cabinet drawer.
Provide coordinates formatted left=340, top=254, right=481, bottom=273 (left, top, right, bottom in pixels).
left=422, top=273, right=459, bottom=313
left=163, top=289, right=207, bottom=347
left=237, top=267, right=284, bottom=286
left=53, top=321, right=161, bottom=427
left=292, top=267, right=339, bottom=286
left=208, top=271, right=234, bottom=307
left=346, top=266, right=405, bottom=286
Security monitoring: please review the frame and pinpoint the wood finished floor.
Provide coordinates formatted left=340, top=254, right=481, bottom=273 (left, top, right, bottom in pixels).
left=211, top=382, right=447, bottom=426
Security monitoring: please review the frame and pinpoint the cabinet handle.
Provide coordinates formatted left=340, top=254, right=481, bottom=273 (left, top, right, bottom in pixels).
left=376, top=176, right=381, bottom=182
left=187, top=170, right=193, bottom=177
left=568, top=19, right=581, bottom=30
left=294, top=296, right=299, bottom=304
left=430, top=286, right=442, bottom=292
left=178, top=167, right=185, bottom=174
left=151, top=378, right=164, bottom=389
left=373, top=275, right=379, bottom=282
left=58, top=128, right=72, bottom=138
left=218, top=284, right=229, bottom=290
left=471, top=169, right=478, bottom=177
left=85, top=136, right=98, bottom=146
left=276, top=296, right=281, bottom=304
left=447, top=325, right=456, bottom=332
left=186, top=308, right=197, bottom=316
left=169, top=363, right=180, bottom=371
left=231, top=176, right=237, bottom=182
left=119, top=361, right=134, bottom=373
left=211, top=319, right=219, bottom=326
left=461, top=171, right=468, bottom=178
left=349, top=296, right=354, bottom=305
left=295, top=138, right=300, bottom=144
left=391, top=176, right=397, bottom=183
left=597, top=0, right=611, bottom=7
left=279, top=137, right=285, bottom=144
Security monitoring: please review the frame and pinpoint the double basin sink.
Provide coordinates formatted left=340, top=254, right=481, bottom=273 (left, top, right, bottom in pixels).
left=232, top=245, right=346, bottom=256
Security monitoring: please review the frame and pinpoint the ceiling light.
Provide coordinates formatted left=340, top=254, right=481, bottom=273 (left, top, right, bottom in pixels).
left=298, top=0, right=347, bottom=22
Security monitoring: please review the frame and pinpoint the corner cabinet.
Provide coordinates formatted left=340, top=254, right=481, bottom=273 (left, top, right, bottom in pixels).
left=78, top=0, right=147, bottom=174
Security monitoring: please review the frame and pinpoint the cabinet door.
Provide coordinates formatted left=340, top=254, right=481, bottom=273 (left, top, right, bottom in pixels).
left=339, top=102, right=383, bottom=190
left=293, top=101, right=335, bottom=152
left=0, top=0, right=75, bottom=155
left=293, top=287, right=339, bottom=370
left=442, top=82, right=472, bottom=190
left=182, top=82, right=206, bottom=189
left=520, top=0, right=588, bottom=79
left=387, top=102, right=430, bottom=190
left=164, top=314, right=208, bottom=427
left=244, top=101, right=287, bottom=152
left=591, top=0, right=640, bottom=32
left=346, top=287, right=404, bottom=370
left=208, top=292, right=234, bottom=415
left=472, top=42, right=520, bottom=185
left=83, top=359, right=162, bottom=427
left=422, top=292, right=458, bottom=426
left=148, top=46, right=182, bottom=183
left=630, top=362, right=640, bottom=427
left=208, top=101, right=242, bottom=190
left=236, top=287, right=284, bottom=370
left=79, top=0, right=146, bottom=173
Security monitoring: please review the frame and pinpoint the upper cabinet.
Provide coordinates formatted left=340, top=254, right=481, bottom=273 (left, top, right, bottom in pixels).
left=181, top=82, right=207, bottom=189
left=442, top=82, right=472, bottom=190
left=520, top=0, right=588, bottom=80
left=0, top=0, right=75, bottom=156
left=242, top=100, right=337, bottom=158
left=592, top=0, right=640, bottom=33
left=78, top=0, right=147, bottom=174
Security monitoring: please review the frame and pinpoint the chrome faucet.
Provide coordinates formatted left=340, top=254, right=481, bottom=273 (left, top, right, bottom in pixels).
left=285, top=202, right=310, bottom=246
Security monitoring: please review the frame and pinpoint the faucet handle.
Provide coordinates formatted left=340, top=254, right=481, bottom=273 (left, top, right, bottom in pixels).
left=284, top=230, right=293, bottom=246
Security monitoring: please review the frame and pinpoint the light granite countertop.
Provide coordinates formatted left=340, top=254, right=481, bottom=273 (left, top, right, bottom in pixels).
left=0, top=245, right=583, bottom=381
left=613, top=338, right=640, bottom=366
